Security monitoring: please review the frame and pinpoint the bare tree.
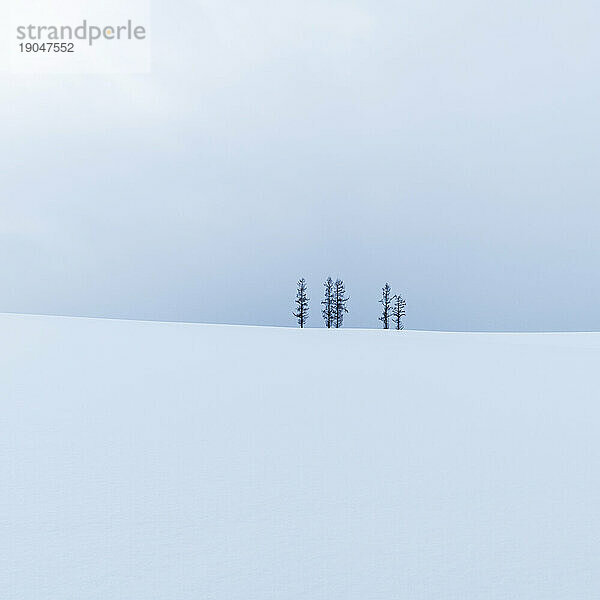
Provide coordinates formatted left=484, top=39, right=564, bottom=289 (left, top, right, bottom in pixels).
left=333, top=279, right=349, bottom=328
left=379, top=283, right=392, bottom=329
left=391, top=293, right=406, bottom=330
left=293, top=278, right=309, bottom=328
left=321, top=277, right=334, bottom=328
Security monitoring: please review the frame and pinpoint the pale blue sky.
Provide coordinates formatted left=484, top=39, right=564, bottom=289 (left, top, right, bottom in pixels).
left=1, top=0, right=599, bottom=330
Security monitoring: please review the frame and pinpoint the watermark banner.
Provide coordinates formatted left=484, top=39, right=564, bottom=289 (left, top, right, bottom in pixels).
left=10, top=0, right=150, bottom=73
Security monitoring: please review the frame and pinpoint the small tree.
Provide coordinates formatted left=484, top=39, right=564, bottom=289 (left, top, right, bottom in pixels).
left=293, top=278, right=309, bottom=328
left=391, top=294, right=406, bottom=330
left=321, top=277, right=334, bottom=328
left=333, top=279, right=349, bottom=328
left=379, top=283, right=392, bottom=329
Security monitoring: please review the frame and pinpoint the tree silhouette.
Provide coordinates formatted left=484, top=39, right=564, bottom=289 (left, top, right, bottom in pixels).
left=321, top=277, right=334, bottom=328
left=333, top=279, right=349, bottom=328
left=391, top=294, right=406, bottom=330
left=379, top=283, right=392, bottom=329
left=293, top=278, right=309, bottom=328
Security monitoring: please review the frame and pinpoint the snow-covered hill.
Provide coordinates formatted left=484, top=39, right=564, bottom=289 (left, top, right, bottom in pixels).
left=2, top=313, right=600, bottom=599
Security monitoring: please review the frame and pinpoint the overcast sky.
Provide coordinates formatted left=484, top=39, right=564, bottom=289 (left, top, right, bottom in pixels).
left=1, top=0, right=599, bottom=330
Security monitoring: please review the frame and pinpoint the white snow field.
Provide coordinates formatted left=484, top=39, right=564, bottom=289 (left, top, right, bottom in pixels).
left=2, top=313, right=600, bottom=599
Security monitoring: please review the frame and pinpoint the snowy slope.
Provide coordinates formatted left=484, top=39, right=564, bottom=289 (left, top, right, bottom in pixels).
left=2, top=313, right=600, bottom=599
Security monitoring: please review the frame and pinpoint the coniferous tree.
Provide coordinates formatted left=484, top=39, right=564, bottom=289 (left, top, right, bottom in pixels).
left=293, top=278, right=309, bottom=328
left=321, top=277, right=334, bottom=328
left=391, top=294, right=406, bottom=330
left=333, top=279, right=349, bottom=328
left=379, top=283, right=392, bottom=329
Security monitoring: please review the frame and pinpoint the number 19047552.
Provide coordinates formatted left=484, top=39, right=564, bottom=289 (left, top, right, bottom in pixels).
left=19, top=42, right=74, bottom=53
